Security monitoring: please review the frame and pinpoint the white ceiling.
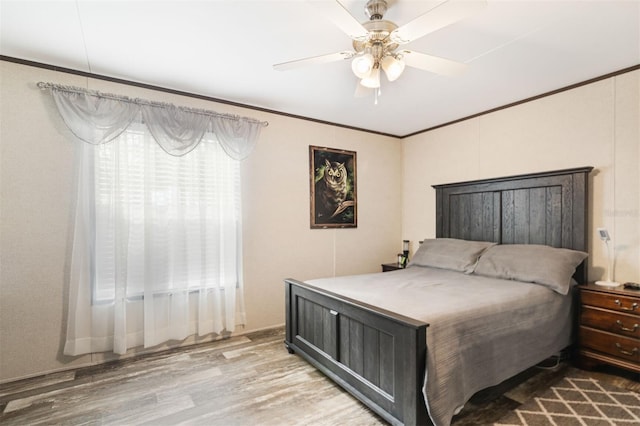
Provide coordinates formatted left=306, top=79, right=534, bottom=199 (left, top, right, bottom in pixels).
left=1, top=0, right=639, bottom=137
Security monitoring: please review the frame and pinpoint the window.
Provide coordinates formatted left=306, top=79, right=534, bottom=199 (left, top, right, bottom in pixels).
left=46, top=84, right=261, bottom=355
left=92, top=124, right=241, bottom=303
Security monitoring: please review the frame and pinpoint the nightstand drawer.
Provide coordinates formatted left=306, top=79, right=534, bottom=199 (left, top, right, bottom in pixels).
left=579, top=326, right=639, bottom=363
left=581, top=306, right=640, bottom=338
left=581, top=290, right=639, bottom=314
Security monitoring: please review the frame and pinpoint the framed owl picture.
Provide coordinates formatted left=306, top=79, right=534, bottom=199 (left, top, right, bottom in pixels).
left=309, top=145, right=357, bottom=229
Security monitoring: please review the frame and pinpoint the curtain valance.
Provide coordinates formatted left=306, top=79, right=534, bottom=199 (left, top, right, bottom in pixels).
left=38, top=82, right=267, bottom=159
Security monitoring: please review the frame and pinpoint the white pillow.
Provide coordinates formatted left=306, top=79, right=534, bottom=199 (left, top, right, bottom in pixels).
left=408, top=238, right=496, bottom=274
left=473, top=244, right=588, bottom=295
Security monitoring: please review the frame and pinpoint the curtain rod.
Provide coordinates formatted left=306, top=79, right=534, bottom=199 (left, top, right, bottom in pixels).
left=37, top=81, right=269, bottom=127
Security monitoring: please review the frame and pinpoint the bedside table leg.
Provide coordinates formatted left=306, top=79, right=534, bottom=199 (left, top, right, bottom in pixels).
left=576, top=354, right=599, bottom=371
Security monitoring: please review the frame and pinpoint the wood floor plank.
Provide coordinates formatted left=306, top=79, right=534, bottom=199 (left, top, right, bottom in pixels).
left=0, top=371, right=76, bottom=399
left=1, top=328, right=637, bottom=425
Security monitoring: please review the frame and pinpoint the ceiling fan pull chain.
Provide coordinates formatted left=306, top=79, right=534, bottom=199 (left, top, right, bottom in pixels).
left=374, top=86, right=381, bottom=105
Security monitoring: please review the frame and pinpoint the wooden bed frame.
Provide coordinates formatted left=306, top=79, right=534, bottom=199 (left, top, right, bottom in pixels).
left=284, top=167, right=593, bottom=426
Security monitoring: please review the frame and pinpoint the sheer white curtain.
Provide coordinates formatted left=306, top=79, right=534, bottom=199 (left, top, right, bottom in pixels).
left=45, top=85, right=263, bottom=355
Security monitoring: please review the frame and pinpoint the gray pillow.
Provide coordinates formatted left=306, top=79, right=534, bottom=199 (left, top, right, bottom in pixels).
left=473, top=244, right=588, bottom=295
left=408, top=238, right=496, bottom=273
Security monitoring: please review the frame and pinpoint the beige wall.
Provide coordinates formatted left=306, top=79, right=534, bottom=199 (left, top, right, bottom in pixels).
left=402, top=69, right=640, bottom=284
left=0, top=61, right=402, bottom=382
left=2, top=60, right=638, bottom=384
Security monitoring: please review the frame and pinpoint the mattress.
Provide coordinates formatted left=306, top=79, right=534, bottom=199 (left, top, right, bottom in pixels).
left=306, top=265, right=574, bottom=426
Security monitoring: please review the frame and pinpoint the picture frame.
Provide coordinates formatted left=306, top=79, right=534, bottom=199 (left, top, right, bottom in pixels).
left=309, top=145, right=357, bottom=229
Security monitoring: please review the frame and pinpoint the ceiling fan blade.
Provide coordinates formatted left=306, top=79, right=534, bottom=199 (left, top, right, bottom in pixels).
left=273, top=51, right=354, bottom=71
left=400, top=50, right=468, bottom=76
left=391, top=0, right=486, bottom=44
left=307, top=0, right=369, bottom=41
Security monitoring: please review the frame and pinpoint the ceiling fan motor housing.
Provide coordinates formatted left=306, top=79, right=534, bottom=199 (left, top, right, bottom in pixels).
left=365, top=0, right=388, bottom=20
left=353, top=0, right=399, bottom=58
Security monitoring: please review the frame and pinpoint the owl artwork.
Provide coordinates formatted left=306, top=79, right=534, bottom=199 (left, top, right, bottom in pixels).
left=311, top=147, right=356, bottom=228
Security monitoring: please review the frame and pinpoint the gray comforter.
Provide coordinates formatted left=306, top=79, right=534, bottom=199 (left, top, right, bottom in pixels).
left=306, top=266, right=574, bottom=426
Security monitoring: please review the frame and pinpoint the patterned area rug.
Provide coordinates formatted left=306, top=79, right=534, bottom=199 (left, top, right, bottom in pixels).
left=495, top=371, right=640, bottom=425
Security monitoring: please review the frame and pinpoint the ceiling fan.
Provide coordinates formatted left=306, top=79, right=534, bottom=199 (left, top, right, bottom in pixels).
left=274, top=0, right=486, bottom=98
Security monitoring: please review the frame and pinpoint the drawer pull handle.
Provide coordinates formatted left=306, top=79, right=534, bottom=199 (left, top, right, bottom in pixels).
left=616, top=320, right=639, bottom=333
left=615, top=343, right=639, bottom=357
left=614, top=300, right=638, bottom=311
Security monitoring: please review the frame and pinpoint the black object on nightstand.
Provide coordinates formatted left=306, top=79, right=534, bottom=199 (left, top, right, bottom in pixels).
left=381, top=263, right=403, bottom=272
left=624, top=282, right=640, bottom=290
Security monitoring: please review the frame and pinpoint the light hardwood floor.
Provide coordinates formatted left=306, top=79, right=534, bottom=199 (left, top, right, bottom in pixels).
left=1, top=327, right=637, bottom=425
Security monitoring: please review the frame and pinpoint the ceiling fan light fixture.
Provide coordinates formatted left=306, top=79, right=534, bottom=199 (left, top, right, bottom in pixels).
left=381, top=54, right=405, bottom=81
left=274, top=0, right=483, bottom=101
left=360, top=66, right=380, bottom=89
left=351, top=53, right=374, bottom=78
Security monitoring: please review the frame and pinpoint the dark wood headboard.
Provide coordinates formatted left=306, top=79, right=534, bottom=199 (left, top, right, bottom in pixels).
left=433, top=167, right=593, bottom=283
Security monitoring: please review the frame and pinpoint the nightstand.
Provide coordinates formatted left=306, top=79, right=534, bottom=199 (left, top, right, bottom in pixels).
left=381, top=263, right=403, bottom=272
left=578, top=283, right=639, bottom=374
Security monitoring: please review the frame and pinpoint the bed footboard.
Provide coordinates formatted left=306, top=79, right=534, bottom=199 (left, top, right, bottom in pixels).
left=284, top=278, right=430, bottom=426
